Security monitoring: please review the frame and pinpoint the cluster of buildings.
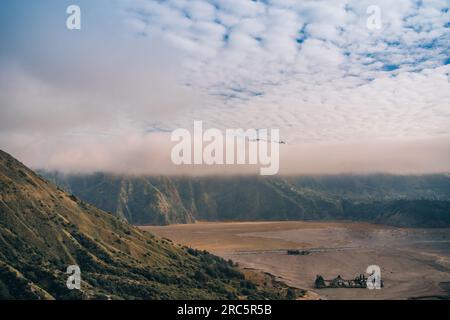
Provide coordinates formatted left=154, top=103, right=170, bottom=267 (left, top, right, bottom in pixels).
left=315, top=274, right=383, bottom=289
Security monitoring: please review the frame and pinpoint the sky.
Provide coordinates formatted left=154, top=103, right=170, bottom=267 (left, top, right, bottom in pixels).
left=0, top=0, right=449, bottom=175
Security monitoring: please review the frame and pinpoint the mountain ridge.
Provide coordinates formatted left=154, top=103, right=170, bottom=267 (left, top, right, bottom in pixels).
left=41, top=171, right=450, bottom=227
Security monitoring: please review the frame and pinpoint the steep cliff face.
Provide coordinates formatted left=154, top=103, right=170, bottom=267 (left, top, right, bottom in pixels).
left=176, top=177, right=345, bottom=221
left=0, top=150, right=291, bottom=299
left=43, top=172, right=195, bottom=225
left=42, top=172, right=450, bottom=228
left=43, top=173, right=346, bottom=224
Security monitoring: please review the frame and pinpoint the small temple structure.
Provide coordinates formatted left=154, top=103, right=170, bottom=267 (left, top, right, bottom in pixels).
left=314, top=273, right=383, bottom=289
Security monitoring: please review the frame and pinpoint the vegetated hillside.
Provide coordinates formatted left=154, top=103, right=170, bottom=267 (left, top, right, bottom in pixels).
left=286, top=175, right=450, bottom=201
left=175, top=177, right=345, bottom=221
left=0, top=150, right=300, bottom=300
left=342, top=199, right=450, bottom=227
left=41, top=172, right=450, bottom=228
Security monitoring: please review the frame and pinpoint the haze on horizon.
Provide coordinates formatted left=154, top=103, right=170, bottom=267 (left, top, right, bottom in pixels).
left=0, top=0, right=449, bottom=175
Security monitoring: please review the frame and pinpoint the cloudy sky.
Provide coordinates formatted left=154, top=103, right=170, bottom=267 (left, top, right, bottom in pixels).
left=0, top=0, right=449, bottom=174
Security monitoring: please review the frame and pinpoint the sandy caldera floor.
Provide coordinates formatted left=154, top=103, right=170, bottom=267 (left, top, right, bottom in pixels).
left=141, top=221, right=450, bottom=300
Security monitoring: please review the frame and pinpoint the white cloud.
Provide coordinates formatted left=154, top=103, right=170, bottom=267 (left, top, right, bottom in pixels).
left=0, top=0, right=449, bottom=174
left=119, top=0, right=449, bottom=143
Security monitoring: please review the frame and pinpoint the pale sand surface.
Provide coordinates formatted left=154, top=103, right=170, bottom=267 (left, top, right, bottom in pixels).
left=141, top=221, right=450, bottom=300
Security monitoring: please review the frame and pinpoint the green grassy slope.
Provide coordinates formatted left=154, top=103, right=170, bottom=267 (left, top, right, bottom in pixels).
left=0, top=150, right=297, bottom=300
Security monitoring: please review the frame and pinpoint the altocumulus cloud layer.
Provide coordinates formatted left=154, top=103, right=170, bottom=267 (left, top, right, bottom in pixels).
left=0, top=0, right=449, bottom=174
